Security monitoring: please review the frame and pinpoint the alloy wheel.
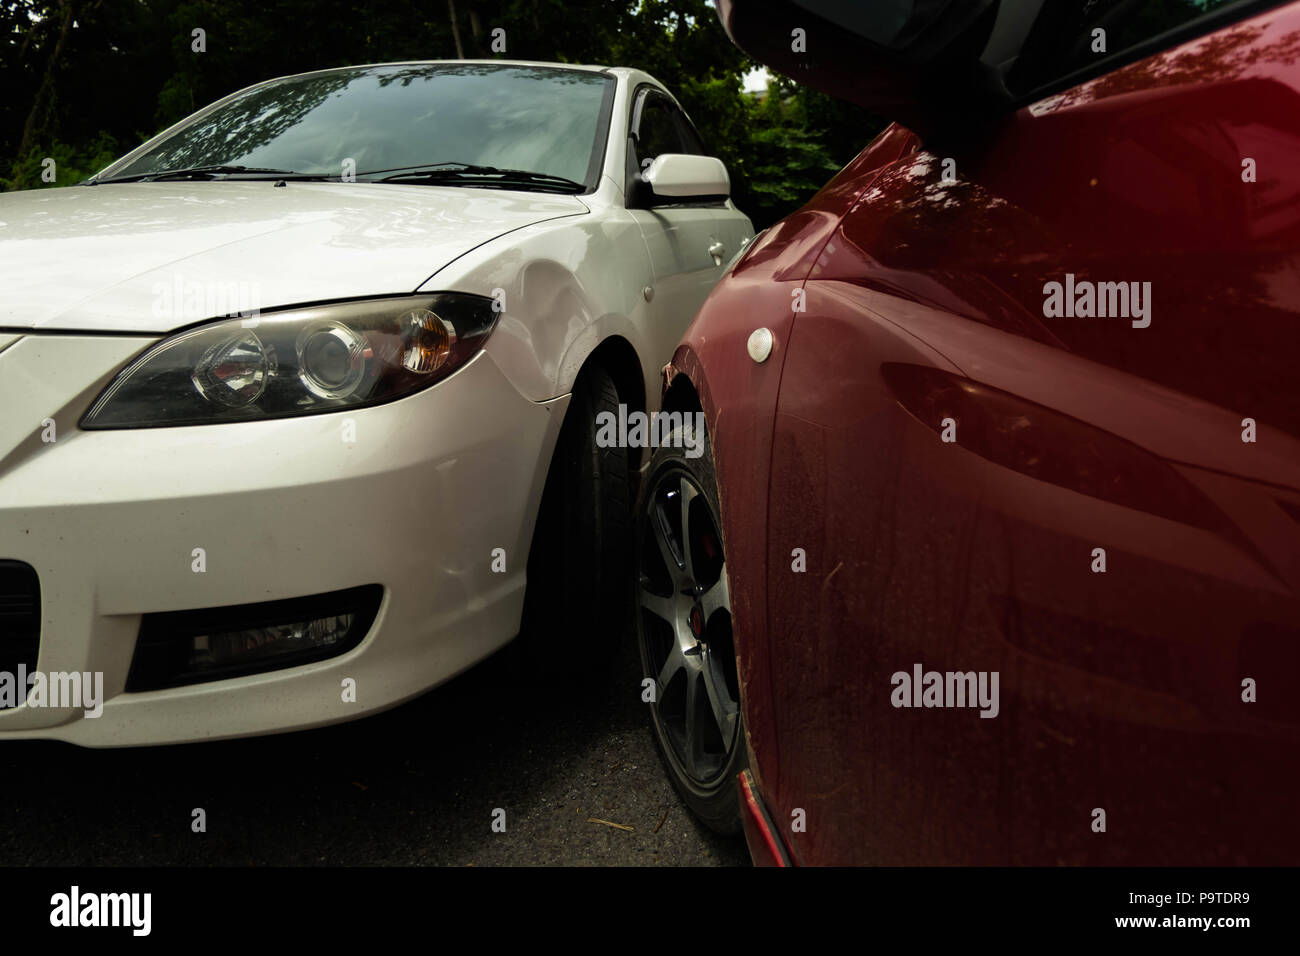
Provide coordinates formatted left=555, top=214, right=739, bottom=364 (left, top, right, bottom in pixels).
left=637, top=468, right=740, bottom=787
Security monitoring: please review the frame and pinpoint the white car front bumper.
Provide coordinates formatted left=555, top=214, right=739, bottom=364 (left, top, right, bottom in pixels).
left=0, top=332, right=565, bottom=746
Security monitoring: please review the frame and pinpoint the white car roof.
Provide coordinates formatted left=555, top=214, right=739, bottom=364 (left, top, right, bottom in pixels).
left=261, top=59, right=661, bottom=87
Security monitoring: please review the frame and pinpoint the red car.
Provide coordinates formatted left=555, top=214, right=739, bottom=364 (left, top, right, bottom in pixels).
left=635, top=0, right=1300, bottom=864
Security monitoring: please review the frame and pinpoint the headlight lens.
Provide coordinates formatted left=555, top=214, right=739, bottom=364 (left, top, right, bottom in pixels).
left=81, top=294, right=497, bottom=428
left=192, top=329, right=274, bottom=407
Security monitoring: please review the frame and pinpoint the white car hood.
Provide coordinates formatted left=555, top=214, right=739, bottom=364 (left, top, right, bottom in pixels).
left=0, top=181, right=587, bottom=333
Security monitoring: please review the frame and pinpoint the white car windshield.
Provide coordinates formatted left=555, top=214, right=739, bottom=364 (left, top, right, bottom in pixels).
left=102, top=63, right=615, bottom=189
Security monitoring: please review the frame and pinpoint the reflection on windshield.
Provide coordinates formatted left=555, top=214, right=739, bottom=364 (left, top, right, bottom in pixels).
left=108, top=64, right=612, bottom=188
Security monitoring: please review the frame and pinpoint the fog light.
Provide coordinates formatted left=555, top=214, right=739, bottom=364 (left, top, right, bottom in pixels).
left=127, top=585, right=382, bottom=691
left=189, top=614, right=354, bottom=669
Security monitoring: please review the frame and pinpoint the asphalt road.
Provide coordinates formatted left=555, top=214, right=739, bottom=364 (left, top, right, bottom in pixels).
left=0, top=629, right=749, bottom=866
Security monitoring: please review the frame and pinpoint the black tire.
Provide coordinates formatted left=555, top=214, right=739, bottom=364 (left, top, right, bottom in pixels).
left=521, top=365, right=632, bottom=667
left=634, top=419, right=746, bottom=834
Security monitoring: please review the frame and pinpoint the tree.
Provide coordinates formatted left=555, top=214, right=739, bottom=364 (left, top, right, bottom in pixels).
left=1, top=0, right=883, bottom=224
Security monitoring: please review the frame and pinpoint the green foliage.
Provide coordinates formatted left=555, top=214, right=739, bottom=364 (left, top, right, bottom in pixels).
left=1, top=0, right=884, bottom=226
left=728, top=79, right=844, bottom=227
left=1, top=131, right=121, bottom=191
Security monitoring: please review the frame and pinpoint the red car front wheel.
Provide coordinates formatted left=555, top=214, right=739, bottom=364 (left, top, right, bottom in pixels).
left=635, top=422, right=746, bottom=834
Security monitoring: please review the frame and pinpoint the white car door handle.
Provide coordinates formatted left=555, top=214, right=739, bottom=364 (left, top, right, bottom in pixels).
left=708, top=241, right=726, bottom=265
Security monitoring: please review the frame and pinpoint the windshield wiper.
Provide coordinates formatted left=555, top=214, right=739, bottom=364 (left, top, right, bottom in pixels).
left=88, top=165, right=308, bottom=184
left=364, top=163, right=586, bottom=193
left=87, top=161, right=587, bottom=192
left=352, top=162, right=486, bottom=178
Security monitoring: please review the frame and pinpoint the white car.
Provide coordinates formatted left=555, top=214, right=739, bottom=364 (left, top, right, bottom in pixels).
left=0, top=60, right=752, bottom=746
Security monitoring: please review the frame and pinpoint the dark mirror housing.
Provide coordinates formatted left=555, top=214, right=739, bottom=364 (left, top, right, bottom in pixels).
left=717, top=0, right=1007, bottom=143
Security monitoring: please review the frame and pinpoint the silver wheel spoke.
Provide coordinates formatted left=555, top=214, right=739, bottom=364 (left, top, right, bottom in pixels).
left=701, top=654, right=738, bottom=746
left=700, top=563, right=729, bottom=620
left=684, top=668, right=705, bottom=777
left=652, top=502, right=684, bottom=586
left=678, top=476, right=698, bottom=583
left=657, top=641, right=686, bottom=692
left=638, top=583, right=676, bottom=625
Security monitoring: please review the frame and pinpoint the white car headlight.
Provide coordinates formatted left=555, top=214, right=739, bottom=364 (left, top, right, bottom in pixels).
left=81, top=294, right=497, bottom=428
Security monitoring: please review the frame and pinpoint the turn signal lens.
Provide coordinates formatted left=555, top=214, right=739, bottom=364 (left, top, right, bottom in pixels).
left=400, top=308, right=456, bottom=374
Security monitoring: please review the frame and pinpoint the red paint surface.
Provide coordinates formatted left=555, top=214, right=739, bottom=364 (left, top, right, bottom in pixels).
left=682, top=2, right=1300, bottom=864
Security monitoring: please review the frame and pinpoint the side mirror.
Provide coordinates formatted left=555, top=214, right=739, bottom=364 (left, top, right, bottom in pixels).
left=641, top=154, right=730, bottom=204
left=717, top=0, right=1004, bottom=142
